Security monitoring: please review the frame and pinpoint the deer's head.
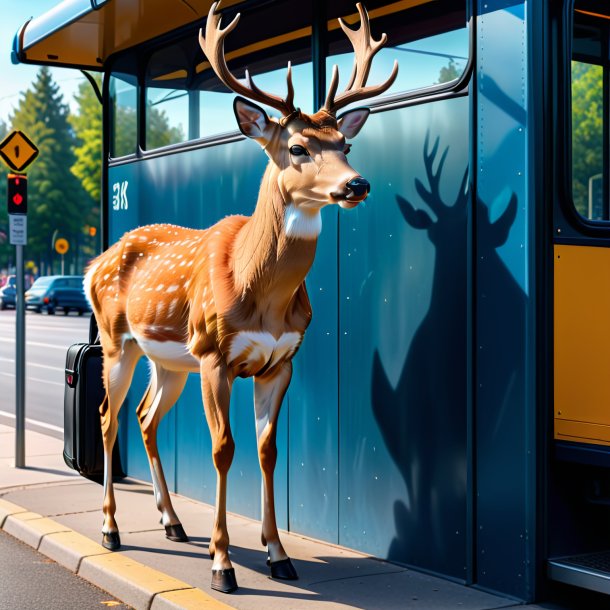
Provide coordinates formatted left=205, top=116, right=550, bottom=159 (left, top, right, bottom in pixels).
left=199, top=2, right=398, bottom=212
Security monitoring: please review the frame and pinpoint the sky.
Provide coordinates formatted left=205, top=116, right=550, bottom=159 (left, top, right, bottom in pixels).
left=0, top=0, right=84, bottom=126
left=0, top=1, right=469, bottom=134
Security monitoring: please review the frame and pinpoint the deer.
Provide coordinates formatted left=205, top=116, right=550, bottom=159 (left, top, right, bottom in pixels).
left=84, top=1, right=397, bottom=594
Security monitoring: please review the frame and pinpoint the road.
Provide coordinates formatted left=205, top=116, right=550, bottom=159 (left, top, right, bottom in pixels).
left=0, top=309, right=90, bottom=438
left=0, top=530, right=130, bottom=609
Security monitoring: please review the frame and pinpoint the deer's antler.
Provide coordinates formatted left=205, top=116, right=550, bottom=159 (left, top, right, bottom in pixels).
left=199, top=1, right=296, bottom=117
left=323, top=3, right=398, bottom=115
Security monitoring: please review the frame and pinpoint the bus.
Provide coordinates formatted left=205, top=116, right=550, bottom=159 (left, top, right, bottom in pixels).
left=12, top=0, right=610, bottom=602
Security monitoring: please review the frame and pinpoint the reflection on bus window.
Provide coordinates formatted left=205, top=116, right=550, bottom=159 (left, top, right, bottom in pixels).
left=110, top=73, right=137, bottom=158
left=571, top=2, right=608, bottom=221
left=199, top=62, right=314, bottom=138
left=143, top=0, right=313, bottom=148
left=146, top=47, right=190, bottom=148
left=325, top=1, right=468, bottom=104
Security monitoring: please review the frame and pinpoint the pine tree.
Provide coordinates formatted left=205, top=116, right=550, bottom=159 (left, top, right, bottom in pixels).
left=71, top=74, right=103, bottom=262
left=10, top=67, right=87, bottom=274
left=0, top=120, right=11, bottom=271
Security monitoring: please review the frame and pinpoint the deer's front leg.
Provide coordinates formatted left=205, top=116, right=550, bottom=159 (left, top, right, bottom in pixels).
left=254, top=361, right=298, bottom=580
left=200, top=354, right=237, bottom=593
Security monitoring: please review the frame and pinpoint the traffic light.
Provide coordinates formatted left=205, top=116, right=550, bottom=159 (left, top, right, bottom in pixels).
left=7, top=174, right=27, bottom=214
left=89, top=226, right=97, bottom=237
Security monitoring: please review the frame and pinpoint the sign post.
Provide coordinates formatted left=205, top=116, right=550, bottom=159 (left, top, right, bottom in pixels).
left=1, top=131, right=39, bottom=469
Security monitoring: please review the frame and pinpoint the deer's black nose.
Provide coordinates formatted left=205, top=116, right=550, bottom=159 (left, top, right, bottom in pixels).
left=346, top=177, right=370, bottom=199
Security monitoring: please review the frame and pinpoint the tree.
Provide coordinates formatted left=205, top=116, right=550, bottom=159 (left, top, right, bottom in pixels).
left=437, top=59, right=461, bottom=84
left=71, top=74, right=103, bottom=262
left=146, top=99, right=185, bottom=149
left=10, top=67, right=87, bottom=274
left=571, top=60, right=603, bottom=218
left=0, top=119, right=11, bottom=270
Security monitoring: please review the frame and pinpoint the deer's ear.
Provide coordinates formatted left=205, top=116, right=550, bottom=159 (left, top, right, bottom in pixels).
left=337, top=108, right=370, bottom=139
left=234, top=97, right=271, bottom=139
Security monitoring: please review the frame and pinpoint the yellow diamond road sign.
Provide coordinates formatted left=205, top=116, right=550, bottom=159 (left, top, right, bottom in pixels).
left=0, top=130, right=39, bottom=173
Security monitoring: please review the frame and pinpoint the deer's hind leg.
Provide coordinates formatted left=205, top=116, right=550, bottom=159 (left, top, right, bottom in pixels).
left=100, top=339, right=142, bottom=550
left=136, top=361, right=189, bottom=542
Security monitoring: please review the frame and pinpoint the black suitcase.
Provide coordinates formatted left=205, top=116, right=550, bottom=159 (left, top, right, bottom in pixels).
left=63, top=317, right=124, bottom=483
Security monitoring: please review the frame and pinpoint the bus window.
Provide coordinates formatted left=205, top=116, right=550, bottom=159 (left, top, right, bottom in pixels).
left=109, top=72, right=138, bottom=158
left=571, top=2, right=609, bottom=221
left=144, top=0, right=313, bottom=148
left=325, top=0, right=468, bottom=104
left=146, top=44, right=191, bottom=148
left=198, top=61, right=314, bottom=138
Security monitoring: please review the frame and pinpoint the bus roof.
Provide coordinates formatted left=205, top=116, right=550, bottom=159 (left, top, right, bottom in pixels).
left=12, top=0, right=243, bottom=70
left=12, top=0, right=439, bottom=71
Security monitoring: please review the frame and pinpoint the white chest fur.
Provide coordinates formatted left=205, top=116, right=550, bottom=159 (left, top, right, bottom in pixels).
left=228, top=331, right=302, bottom=371
left=284, top=203, right=322, bottom=239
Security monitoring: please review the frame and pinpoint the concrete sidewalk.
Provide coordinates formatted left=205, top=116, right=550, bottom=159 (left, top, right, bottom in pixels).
left=0, top=423, right=529, bottom=610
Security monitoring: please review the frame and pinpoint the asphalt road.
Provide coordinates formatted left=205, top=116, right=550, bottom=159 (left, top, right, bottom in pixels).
left=0, top=530, right=130, bottom=610
left=0, top=309, right=90, bottom=438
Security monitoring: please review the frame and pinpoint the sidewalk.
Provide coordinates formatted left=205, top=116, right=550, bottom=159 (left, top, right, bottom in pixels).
left=0, top=423, right=529, bottom=610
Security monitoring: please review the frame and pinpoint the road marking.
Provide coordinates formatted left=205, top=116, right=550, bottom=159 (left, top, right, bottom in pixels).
left=0, top=371, right=63, bottom=387
left=0, top=357, right=61, bottom=372
left=0, top=337, right=67, bottom=350
left=0, top=409, right=63, bottom=433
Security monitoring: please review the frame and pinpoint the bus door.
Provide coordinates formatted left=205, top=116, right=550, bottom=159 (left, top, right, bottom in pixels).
left=550, top=0, right=610, bottom=593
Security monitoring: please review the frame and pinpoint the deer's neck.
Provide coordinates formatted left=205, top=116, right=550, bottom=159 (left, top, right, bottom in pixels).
left=232, top=163, right=318, bottom=305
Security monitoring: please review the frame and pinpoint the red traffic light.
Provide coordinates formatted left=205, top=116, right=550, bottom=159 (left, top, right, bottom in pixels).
left=7, top=174, right=27, bottom=214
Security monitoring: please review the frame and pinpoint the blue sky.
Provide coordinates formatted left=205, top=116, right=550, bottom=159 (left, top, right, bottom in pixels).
left=0, top=0, right=83, bottom=125
left=0, top=2, right=468, bottom=131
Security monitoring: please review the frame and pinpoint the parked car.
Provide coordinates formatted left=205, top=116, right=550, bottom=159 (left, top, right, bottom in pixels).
left=0, top=275, right=16, bottom=310
left=25, top=275, right=91, bottom=315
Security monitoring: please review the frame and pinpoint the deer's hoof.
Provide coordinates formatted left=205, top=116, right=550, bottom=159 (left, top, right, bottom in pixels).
left=211, top=568, right=238, bottom=593
left=165, top=523, right=189, bottom=542
left=102, top=532, right=121, bottom=551
left=269, top=557, right=298, bottom=580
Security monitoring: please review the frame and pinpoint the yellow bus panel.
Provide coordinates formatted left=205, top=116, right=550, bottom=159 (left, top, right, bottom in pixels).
left=555, top=244, right=610, bottom=445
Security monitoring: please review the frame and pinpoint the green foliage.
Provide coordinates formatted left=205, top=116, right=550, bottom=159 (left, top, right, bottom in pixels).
left=0, top=119, right=8, bottom=260
left=71, top=74, right=102, bottom=261
left=0, top=67, right=194, bottom=274
left=571, top=61, right=604, bottom=217
left=437, top=59, right=461, bottom=84
left=146, top=102, right=185, bottom=150
left=71, top=74, right=102, bottom=207
left=9, top=67, right=88, bottom=272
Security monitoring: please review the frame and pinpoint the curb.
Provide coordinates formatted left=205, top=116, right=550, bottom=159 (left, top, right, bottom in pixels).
left=0, top=498, right=235, bottom=610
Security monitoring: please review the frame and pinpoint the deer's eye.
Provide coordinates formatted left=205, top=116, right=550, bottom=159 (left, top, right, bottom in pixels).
left=290, top=145, right=309, bottom=157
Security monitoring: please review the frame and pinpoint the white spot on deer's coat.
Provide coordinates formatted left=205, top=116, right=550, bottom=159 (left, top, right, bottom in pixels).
left=167, top=285, right=179, bottom=293
left=284, top=203, right=322, bottom=239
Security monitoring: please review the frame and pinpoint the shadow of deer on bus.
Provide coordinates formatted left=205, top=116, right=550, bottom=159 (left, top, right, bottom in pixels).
left=371, top=135, right=523, bottom=571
